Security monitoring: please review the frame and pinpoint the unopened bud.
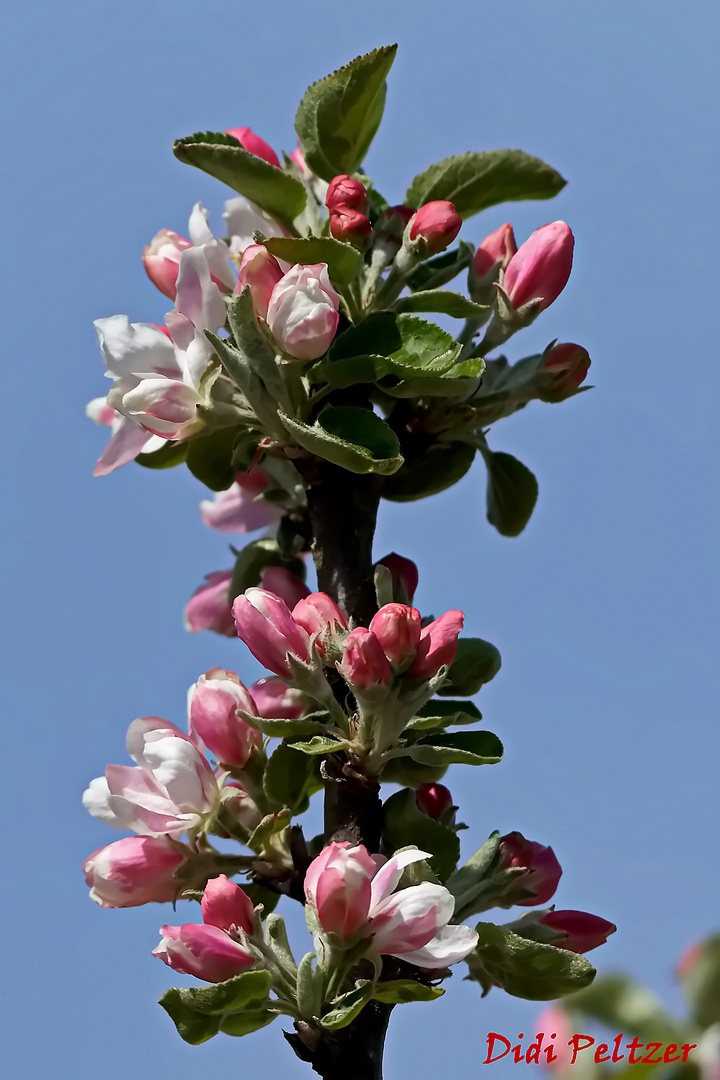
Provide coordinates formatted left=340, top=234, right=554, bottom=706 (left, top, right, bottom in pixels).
left=225, top=127, right=280, bottom=168
left=415, top=783, right=453, bottom=820
left=326, top=175, right=368, bottom=213
left=409, top=201, right=462, bottom=255
left=329, top=205, right=372, bottom=247
left=236, top=244, right=284, bottom=318
left=503, top=221, right=574, bottom=311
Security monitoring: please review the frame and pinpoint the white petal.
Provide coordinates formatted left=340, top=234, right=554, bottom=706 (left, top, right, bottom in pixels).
left=223, top=195, right=285, bottom=253
left=93, top=417, right=153, bottom=476
left=94, top=315, right=181, bottom=380
left=370, top=848, right=432, bottom=910
left=394, top=924, right=479, bottom=969
left=82, top=776, right=123, bottom=828
left=174, top=248, right=226, bottom=334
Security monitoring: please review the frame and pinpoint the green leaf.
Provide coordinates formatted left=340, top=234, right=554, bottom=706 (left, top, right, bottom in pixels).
left=247, top=714, right=332, bottom=739
left=219, top=1009, right=277, bottom=1037
left=372, top=980, right=445, bottom=1004
left=158, top=994, right=220, bottom=1044
left=483, top=449, right=539, bottom=537
left=468, top=923, right=596, bottom=1001
left=173, top=131, right=306, bottom=223
left=168, top=970, right=274, bottom=1015
left=296, top=952, right=323, bottom=1020
left=405, top=150, right=566, bottom=220
left=227, top=289, right=288, bottom=408
left=567, top=975, right=687, bottom=1045
left=380, top=358, right=485, bottom=400
left=407, top=241, right=474, bottom=292
left=295, top=46, right=397, bottom=181
left=247, top=810, right=292, bottom=852
left=320, top=981, right=373, bottom=1031
left=382, top=788, right=460, bottom=881
left=383, top=441, right=476, bottom=502
left=229, top=537, right=306, bottom=604
left=395, top=290, right=490, bottom=319
left=263, top=236, right=363, bottom=289
left=159, top=970, right=276, bottom=1042
left=678, top=932, right=720, bottom=1028
left=135, top=439, right=188, bottom=470
left=205, top=332, right=285, bottom=441
left=446, top=832, right=501, bottom=910
left=437, top=638, right=502, bottom=697
left=263, top=739, right=322, bottom=813
left=290, top=735, right=351, bottom=755
left=406, top=699, right=483, bottom=731
left=379, top=756, right=448, bottom=788
left=264, top=913, right=297, bottom=977
left=279, top=406, right=403, bottom=475
left=241, top=882, right=280, bottom=914
left=406, top=731, right=503, bottom=767
left=185, top=425, right=245, bottom=491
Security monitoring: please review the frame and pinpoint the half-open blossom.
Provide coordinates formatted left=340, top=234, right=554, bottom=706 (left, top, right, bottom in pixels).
left=538, top=910, right=616, bottom=954
left=377, top=552, right=419, bottom=603
left=503, top=222, right=574, bottom=311
left=472, top=223, right=517, bottom=279
left=325, top=175, right=368, bottom=212
left=188, top=669, right=262, bottom=768
left=236, top=244, right=284, bottom=317
left=82, top=717, right=219, bottom=838
left=260, top=566, right=311, bottom=609
left=83, top=835, right=188, bottom=908
left=369, top=604, right=422, bottom=666
left=305, top=843, right=478, bottom=968
left=337, top=628, right=392, bottom=688
left=200, top=471, right=281, bottom=534
left=249, top=677, right=308, bottom=720
left=142, top=229, right=193, bottom=299
left=415, top=783, right=453, bottom=820
left=185, top=570, right=236, bottom=636
left=407, top=610, right=464, bottom=680
left=266, top=263, right=340, bottom=361
left=409, top=201, right=462, bottom=254
left=225, top=127, right=280, bottom=167
left=499, top=832, right=562, bottom=906
left=232, top=588, right=312, bottom=677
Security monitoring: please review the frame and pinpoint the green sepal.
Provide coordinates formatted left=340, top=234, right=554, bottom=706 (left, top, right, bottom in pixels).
left=404, top=731, right=503, bottom=767
left=173, top=131, right=306, bottom=223
left=405, top=699, right=483, bottom=732
left=395, top=290, right=490, bottom=319
left=481, top=447, right=539, bottom=538
left=229, top=537, right=306, bottom=604
left=320, top=980, right=373, bottom=1031
left=407, top=241, right=474, bottom=292
left=263, top=739, right=322, bottom=813
left=290, top=735, right=351, bottom=755
left=372, top=980, right=445, bottom=1004
left=263, top=236, right=363, bottom=289
left=294, top=46, right=397, bottom=181
left=467, top=923, right=596, bottom=1001
left=279, top=406, right=403, bottom=476
left=383, top=441, right=476, bottom=502
left=437, top=638, right=502, bottom=697
left=264, top=913, right=298, bottom=977
left=382, top=788, right=460, bottom=882
left=185, top=425, right=247, bottom=491
left=405, top=149, right=566, bottom=219
left=296, top=952, right=323, bottom=1021
left=135, top=439, right=188, bottom=470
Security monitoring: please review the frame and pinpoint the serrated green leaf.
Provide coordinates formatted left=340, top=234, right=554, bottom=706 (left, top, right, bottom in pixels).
left=406, top=731, right=503, bottom=767
left=205, top=331, right=286, bottom=441
left=382, top=788, right=460, bottom=881
left=290, top=735, right=351, bottom=755
left=279, top=406, right=403, bottom=475
left=446, top=832, right=501, bottom=909
left=173, top=131, right=306, bottom=222
left=437, top=638, right=502, bottom=697
left=185, top=425, right=246, bottom=491
left=320, top=981, right=373, bottom=1031
left=483, top=448, right=539, bottom=537
left=295, top=46, right=397, bottom=181
left=395, top=290, right=490, bottom=319
left=407, top=241, right=475, bottom=292
left=229, top=537, right=306, bottom=604
left=135, top=439, right=188, bottom=470
left=406, top=699, right=483, bottom=731
left=405, top=150, right=566, bottom=220
left=468, top=923, right=596, bottom=1001
left=372, top=980, right=445, bottom=1004
left=263, top=739, right=322, bottom=813
left=227, top=289, right=288, bottom=408
left=263, top=236, right=363, bottom=289
left=383, top=441, right=476, bottom=502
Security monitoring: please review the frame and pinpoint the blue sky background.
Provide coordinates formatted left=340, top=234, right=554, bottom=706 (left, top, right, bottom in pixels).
left=1, top=2, right=718, bottom=1076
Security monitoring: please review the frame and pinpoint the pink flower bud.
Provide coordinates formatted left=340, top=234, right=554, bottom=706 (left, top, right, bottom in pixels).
left=225, top=126, right=280, bottom=168
left=236, top=243, right=284, bottom=317
left=409, top=201, right=462, bottom=254
left=266, top=263, right=340, bottom=361
left=153, top=923, right=255, bottom=982
left=538, top=910, right=616, bottom=954
left=539, top=342, right=591, bottom=392
left=369, top=604, right=422, bottom=666
left=292, top=592, right=348, bottom=656
left=498, top=831, right=562, bottom=906
left=260, top=566, right=311, bottom=609
left=304, top=841, right=377, bottom=939
left=503, top=221, right=574, bottom=311
left=472, top=223, right=517, bottom=278
left=249, top=677, right=308, bottom=720
left=83, top=836, right=187, bottom=908
left=142, top=229, right=193, bottom=300
left=407, top=610, right=464, bottom=680
left=329, top=206, right=373, bottom=247
left=290, top=145, right=306, bottom=173
left=377, top=552, right=419, bottom=603
left=337, top=628, right=392, bottom=689
left=201, top=874, right=255, bottom=932
left=415, top=783, right=453, bottom=820
left=232, top=587, right=311, bottom=677
left=325, top=175, right=368, bottom=213
left=188, top=669, right=262, bottom=768
left=184, top=570, right=236, bottom=637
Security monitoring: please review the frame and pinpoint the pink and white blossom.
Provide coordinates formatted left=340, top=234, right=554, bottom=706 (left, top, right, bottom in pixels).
left=266, top=263, right=340, bottom=361
left=305, top=843, right=478, bottom=968
left=199, top=471, right=282, bottom=534
left=83, top=835, right=189, bottom=908
left=184, top=570, right=236, bottom=636
left=249, top=677, right=308, bottom=720
left=223, top=195, right=286, bottom=257
left=82, top=717, right=220, bottom=838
